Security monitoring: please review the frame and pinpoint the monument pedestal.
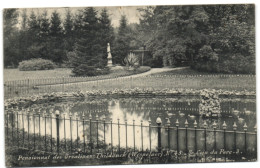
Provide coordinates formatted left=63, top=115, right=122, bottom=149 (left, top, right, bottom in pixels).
left=107, top=43, right=113, bottom=67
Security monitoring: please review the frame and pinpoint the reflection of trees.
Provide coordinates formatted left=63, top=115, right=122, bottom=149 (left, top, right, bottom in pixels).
left=16, top=97, right=256, bottom=144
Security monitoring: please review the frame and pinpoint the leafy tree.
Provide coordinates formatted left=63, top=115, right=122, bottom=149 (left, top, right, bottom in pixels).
left=144, top=6, right=209, bottom=67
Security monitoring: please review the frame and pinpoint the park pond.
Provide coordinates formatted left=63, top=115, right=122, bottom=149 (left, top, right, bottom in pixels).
left=6, top=96, right=256, bottom=159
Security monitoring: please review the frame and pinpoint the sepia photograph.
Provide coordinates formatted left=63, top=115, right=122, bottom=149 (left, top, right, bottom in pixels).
left=2, top=1, right=256, bottom=167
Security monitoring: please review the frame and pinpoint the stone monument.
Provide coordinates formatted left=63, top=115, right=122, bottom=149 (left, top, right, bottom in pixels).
left=107, top=43, right=113, bottom=67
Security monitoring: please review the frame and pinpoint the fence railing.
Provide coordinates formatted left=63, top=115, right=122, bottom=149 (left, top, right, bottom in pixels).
left=4, top=74, right=256, bottom=98
left=5, top=108, right=257, bottom=162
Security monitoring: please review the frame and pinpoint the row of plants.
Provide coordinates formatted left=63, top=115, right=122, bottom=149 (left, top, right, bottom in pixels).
left=4, top=88, right=255, bottom=110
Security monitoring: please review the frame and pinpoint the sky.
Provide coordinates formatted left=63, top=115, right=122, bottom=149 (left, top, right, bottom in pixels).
left=17, top=6, right=144, bottom=28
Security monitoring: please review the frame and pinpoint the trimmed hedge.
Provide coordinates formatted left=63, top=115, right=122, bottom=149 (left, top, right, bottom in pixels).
left=18, top=58, right=55, bottom=71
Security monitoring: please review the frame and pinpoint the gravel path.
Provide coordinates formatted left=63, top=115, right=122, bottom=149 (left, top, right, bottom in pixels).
left=121, top=67, right=188, bottom=78
left=37, top=67, right=189, bottom=87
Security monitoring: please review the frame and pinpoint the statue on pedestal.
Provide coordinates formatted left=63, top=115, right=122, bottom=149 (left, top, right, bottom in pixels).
left=107, top=43, right=113, bottom=67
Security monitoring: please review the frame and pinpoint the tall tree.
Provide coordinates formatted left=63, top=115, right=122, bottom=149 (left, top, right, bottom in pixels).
left=18, top=9, right=30, bottom=61
left=3, top=8, right=19, bottom=66
left=99, top=8, right=114, bottom=67
left=37, top=11, right=51, bottom=60
left=26, top=10, right=42, bottom=59
left=64, top=9, right=75, bottom=52
left=49, top=11, right=65, bottom=63
left=113, top=15, right=132, bottom=65
left=69, top=7, right=104, bottom=76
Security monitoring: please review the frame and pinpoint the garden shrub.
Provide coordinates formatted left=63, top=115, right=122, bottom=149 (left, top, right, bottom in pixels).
left=18, top=58, right=55, bottom=71
left=71, top=64, right=110, bottom=76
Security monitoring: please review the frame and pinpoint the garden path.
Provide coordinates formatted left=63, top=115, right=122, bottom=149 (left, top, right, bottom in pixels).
left=121, top=67, right=189, bottom=78
left=36, top=67, right=189, bottom=87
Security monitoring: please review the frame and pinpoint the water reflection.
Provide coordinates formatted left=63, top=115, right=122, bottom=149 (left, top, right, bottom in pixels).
left=8, top=97, right=256, bottom=151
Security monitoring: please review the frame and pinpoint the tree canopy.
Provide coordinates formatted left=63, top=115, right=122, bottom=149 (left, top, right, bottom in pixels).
left=3, top=4, right=255, bottom=74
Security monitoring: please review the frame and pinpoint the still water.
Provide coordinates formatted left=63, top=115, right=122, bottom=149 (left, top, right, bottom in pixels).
left=8, top=97, right=256, bottom=151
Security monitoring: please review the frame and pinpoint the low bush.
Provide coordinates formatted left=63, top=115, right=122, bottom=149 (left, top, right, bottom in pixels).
left=18, top=58, right=55, bottom=71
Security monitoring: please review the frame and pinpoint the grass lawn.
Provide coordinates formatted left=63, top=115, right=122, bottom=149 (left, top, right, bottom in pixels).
left=4, top=66, right=151, bottom=81
left=151, top=67, right=256, bottom=76
left=4, top=67, right=255, bottom=99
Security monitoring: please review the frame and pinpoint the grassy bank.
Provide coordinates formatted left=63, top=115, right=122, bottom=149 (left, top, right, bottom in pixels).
left=4, top=67, right=255, bottom=99
left=4, top=66, right=151, bottom=82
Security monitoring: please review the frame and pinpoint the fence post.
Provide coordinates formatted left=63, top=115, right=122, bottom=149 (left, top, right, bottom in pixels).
left=176, top=119, right=179, bottom=159
left=243, top=123, right=248, bottom=157
left=64, top=113, right=67, bottom=152
left=185, top=119, right=189, bottom=161
left=233, top=122, right=237, bottom=155
left=11, top=108, right=14, bottom=145
left=50, top=110, right=53, bottom=152
left=148, top=118, right=152, bottom=152
left=96, top=114, right=99, bottom=148
left=38, top=110, right=41, bottom=142
left=6, top=110, right=9, bottom=145
left=55, top=110, right=60, bottom=154
left=156, top=117, right=162, bottom=153
left=125, top=119, right=127, bottom=150
left=69, top=112, right=72, bottom=154
left=44, top=110, right=47, bottom=152
left=76, top=112, right=79, bottom=149
left=254, top=124, right=257, bottom=157
left=166, top=118, right=171, bottom=150
left=16, top=109, right=19, bottom=148
left=103, top=117, right=106, bottom=152
left=33, top=110, right=36, bottom=150
left=82, top=113, right=85, bottom=153
left=110, top=117, right=113, bottom=154
left=89, top=114, right=92, bottom=154
left=118, top=118, right=120, bottom=154
left=27, top=110, right=30, bottom=148
left=223, top=121, right=227, bottom=162
left=141, top=120, right=143, bottom=153
left=194, top=120, right=198, bottom=162
left=133, top=119, right=135, bottom=152
left=213, top=121, right=217, bottom=162
left=22, top=108, right=24, bottom=147
left=203, top=121, right=207, bottom=162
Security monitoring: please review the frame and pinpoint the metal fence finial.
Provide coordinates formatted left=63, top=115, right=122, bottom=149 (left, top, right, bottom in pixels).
left=156, top=117, right=162, bottom=124
left=55, top=110, right=60, bottom=115
left=213, top=120, right=217, bottom=129
left=233, top=122, right=237, bottom=131
left=223, top=121, right=227, bottom=130
left=194, top=120, right=197, bottom=128
left=166, top=118, right=171, bottom=126
left=203, top=121, right=207, bottom=128
left=176, top=119, right=179, bottom=127
left=243, top=123, right=248, bottom=131
left=185, top=119, right=188, bottom=127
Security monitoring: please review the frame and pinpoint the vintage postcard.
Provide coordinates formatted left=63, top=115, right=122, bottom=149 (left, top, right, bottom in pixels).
left=3, top=4, right=256, bottom=167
